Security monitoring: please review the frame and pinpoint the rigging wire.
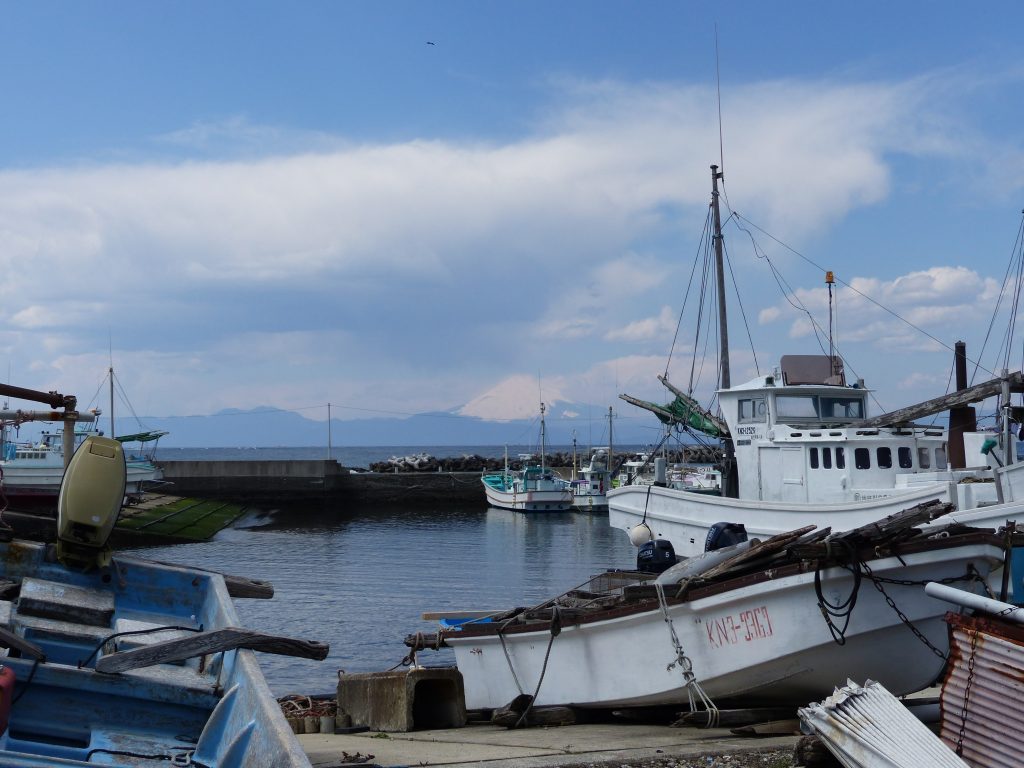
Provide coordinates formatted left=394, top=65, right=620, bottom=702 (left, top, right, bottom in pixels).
left=666, top=207, right=715, bottom=379
left=721, top=236, right=760, bottom=376
left=730, top=211, right=1000, bottom=380
left=724, top=212, right=884, bottom=413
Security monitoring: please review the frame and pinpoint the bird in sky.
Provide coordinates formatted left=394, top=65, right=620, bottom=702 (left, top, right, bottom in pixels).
left=426, top=41, right=435, bottom=45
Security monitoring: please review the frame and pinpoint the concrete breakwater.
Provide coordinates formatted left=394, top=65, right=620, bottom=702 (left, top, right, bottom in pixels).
left=369, top=446, right=721, bottom=473
left=158, top=460, right=488, bottom=508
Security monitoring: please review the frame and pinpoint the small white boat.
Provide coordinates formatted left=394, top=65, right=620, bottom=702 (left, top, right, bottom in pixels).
left=0, top=426, right=165, bottom=501
left=482, top=465, right=573, bottom=512
left=571, top=448, right=612, bottom=512
left=409, top=507, right=1004, bottom=711
left=482, top=403, right=573, bottom=512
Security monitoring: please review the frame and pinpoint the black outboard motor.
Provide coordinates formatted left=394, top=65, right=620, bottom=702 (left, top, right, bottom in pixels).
left=705, top=522, right=748, bottom=552
left=637, top=539, right=677, bottom=574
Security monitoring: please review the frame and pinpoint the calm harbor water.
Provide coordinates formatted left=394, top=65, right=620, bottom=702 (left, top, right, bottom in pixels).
left=122, top=453, right=638, bottom=695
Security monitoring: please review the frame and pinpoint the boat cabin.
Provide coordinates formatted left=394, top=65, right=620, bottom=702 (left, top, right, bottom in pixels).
left=718, top=355, right=983, bottom=503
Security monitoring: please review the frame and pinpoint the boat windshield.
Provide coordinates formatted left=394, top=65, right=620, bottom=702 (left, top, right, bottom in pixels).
left=775, top=394, right=864, bottom=422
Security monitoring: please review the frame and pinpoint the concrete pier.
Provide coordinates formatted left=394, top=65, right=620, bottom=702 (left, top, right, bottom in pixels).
left=158, top=460, right=486, bottom=507
left=298, top=722, right=797, bottom=767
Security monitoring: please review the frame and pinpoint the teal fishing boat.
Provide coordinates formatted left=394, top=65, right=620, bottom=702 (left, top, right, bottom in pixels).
left=481, top=403, right=573, bottom=512
left=0, top=433, right=328, bottom=767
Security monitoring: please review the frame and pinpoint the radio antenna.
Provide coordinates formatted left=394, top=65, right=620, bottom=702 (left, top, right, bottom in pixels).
left=715, top=23, right=725, bottom=174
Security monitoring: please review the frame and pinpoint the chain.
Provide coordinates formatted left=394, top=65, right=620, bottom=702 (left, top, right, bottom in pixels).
left=858, top=559, right=950, bottom=660
left=955, top=627, right=979, bottom=757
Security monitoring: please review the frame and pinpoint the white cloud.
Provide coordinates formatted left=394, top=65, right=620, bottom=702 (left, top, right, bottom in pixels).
left=0, top=70, right=1018, bottom=419
left=606, top=306, right=676, bottom=342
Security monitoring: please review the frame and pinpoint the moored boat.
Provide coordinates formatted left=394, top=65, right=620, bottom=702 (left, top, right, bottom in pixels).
left=571, top=448, right=612, bottom=512
left=481, top=403, right=573, bottom=512
left=0, top=432, right=328, bottom=767
left=408, top=504, right=1006, bottom=711
left=610, top=166, right=1022, bottom=558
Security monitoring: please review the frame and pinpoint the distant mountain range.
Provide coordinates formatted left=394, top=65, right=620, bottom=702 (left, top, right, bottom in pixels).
left=79, top=402, right=671, bottom=448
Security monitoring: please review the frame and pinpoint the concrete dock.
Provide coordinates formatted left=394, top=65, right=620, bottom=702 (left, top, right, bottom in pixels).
left=158, top=460, right=485, bottom=507
left=297, top=722, right=798, bottom=767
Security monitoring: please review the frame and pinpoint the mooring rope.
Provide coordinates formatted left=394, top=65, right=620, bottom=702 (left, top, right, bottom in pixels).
left=654, top=582, right=719, bottom=727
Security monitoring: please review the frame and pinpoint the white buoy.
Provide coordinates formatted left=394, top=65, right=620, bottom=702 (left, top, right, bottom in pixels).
left=628, top=522, right=654, bottom=547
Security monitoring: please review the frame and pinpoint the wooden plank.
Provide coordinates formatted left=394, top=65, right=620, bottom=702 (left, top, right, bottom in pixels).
left=95, top=627, right=329, bottom=673
left=730, top=718, right=802, bottom=736
left=18, top=577, right=115, bottom=628
left=145, top=560, right=274, bottom=599
left=860, top=372, right=1024, bottom=427
left=0, top=625, right=45, bottom=661
left=697, top=525, right=817, bottom=582
left=421, top=610, right=501, bottom=621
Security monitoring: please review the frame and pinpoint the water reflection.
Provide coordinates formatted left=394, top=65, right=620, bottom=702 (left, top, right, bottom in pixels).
left=120, top=505, right=635, bottom=695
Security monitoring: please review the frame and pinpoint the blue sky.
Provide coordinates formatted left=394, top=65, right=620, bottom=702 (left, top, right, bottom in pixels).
left=2, top=2, right=1024, bottom=437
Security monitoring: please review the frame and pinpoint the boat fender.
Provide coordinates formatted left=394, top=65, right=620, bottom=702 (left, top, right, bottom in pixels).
left=0, top=665, right=13, bottom=734
left=636, top=539, right=677, bottom=574
left=628, top=522, right=654, bottom=546
left=705, top=522, right=748, bottom=552
left=655, top=539, right=755, bottom=585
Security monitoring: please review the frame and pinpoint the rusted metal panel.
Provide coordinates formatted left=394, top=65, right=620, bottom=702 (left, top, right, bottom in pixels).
left=800, top=679, right=969, bottom=768
left=940, top=613, right=1024, bottom=768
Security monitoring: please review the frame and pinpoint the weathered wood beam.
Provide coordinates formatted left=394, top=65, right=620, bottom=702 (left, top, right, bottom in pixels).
left=657, top=375, right=731, bottom=435
left=618, top=393, right=679, bottom=424
left=861, top=372, right=1024, bottom=427
left=0, top=626, right=45, bottom=661
left=96, top=627, right=329, bottom=673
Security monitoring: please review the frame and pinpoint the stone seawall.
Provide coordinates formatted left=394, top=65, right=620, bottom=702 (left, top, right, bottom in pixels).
left=158, top=460, right=487, bottom=508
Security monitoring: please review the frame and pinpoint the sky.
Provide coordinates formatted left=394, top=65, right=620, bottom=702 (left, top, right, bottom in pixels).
left=2, top=1, right=1024, bottom=440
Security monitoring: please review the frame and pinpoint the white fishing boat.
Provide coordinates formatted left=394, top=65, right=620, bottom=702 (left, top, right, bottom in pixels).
left=0, top=366, right=166, bottom=503
left=481, top=403, right=573, bottom=512
left=571, top=448, right=612, bottom=512
left=0, top=425, right=165, bottom=501
left=409, top=505, right=1006, bottom=711
left=609, top=166, right=1022, bottom=557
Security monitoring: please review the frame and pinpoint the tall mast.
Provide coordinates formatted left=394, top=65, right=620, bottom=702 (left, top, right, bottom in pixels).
left=607, top=405, right=613, bottom=476
left=711, top=164, right=730, bottom=390
left=540, top=402, right=547, bottom=472
left=710, top=164, right=737, bottom=497
left=108, top=365, right=115, bottom=439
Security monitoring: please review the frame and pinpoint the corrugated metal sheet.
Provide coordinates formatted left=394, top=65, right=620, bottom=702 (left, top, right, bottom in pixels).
left=940, top=613, right=1024, bottom=768
left=799, top=680, right=969, bottom=768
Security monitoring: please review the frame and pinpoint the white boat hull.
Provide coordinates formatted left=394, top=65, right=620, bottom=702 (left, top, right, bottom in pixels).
left=483, top=484, right=573, bottom=512
left=446, top=538, right=1000, bottom=709
left=608, top=482, right=953, bottom=557
left=0, top=461, right=162, bottom=498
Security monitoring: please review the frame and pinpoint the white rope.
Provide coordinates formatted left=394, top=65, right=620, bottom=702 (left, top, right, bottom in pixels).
left=655, top=582, right=720, bottom=727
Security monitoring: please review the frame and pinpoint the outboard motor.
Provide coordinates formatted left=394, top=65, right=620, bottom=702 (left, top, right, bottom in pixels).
left=637, top=539, right=677, bottom=574
left=705, top=522, right=748, bottom=552
left=57, top=435, right=127, bottom=571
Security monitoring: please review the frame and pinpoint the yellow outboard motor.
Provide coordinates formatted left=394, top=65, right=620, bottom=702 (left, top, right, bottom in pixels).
left=56, top=435, right=126, bottom=571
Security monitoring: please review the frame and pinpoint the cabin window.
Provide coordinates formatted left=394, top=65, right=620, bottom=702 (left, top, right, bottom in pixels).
left=836, top=447, right=846, bottom=469
left=823, top=447, right=832, bottom=469
left=809, top=448, right=819, bottom=469
left=898, top=447, right=913, bottom=469
left=738, top=397, right=767, bottom=423
left=819, top=397, right=865, bottom=420
left=855, top=448, right=870, bottom=469
left=918, top=447, right=931, bottom=469
left=877, top=447, right=892, bottom=469
left=935, top=446, right=947, bottom=469
left=776, top=395, right=818, bottom=418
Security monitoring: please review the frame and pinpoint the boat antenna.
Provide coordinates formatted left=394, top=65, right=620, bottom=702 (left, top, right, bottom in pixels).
left=826, top=270, right=838, bottom=379
left=715, top=23, right=725, bottom=174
